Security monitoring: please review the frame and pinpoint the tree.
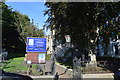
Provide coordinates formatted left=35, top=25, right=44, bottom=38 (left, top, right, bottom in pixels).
left=44, top=2, right=120, bottom=57
left=2, top=2, right=45, bottom=53
left=13, top=11, right=45, bottom=42
left=2, top=2, right=22, bottom=52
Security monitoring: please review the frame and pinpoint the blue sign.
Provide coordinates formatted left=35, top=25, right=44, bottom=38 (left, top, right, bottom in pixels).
left=26, top=37, right=46, bottom=52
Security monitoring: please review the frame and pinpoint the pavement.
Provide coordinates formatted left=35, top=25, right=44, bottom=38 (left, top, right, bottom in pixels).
left=31, top=75, right=54, bottom=80
left=82, top=73, right=114, bottom=80
left=82, top=73, right=114, bottom=78
left=31, top=75, right=54, bottom=78
left=30, top=73, right=115, bottom=80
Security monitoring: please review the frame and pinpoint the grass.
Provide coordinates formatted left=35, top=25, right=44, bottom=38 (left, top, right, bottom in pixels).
left=0, top=53, right=52, bottom=75
left=0, top=52, right=35, bottom=74
left=0, top=57, right=28, bottom=72
left=56, top=61, right=72, bottom=69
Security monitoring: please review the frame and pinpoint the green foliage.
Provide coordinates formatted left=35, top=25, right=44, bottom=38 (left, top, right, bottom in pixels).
left=2, top=2, right=22, bottom=52
left=44, top=2, right=120, bottom=55
left=13, top=11, right=44, bottom=42
left=46, top=54, right=51, bottom=60
left=2, top=2, right=45, bottom=53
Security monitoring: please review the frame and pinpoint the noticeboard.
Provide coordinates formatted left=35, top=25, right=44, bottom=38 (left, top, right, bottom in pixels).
left=38, top=53, right=46, bottom=64
left=26, top=37, right=46, bottom=52
left=26, top=53, right=38, bottom=64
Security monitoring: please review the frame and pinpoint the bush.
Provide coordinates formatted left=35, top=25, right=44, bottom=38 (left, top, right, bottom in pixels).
left=46, top=54, right=51, bottom=60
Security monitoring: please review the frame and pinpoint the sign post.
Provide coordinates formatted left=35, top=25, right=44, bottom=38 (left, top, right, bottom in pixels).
left=26, top=37, right=46, bottom=52
left=26, top=37, right=46, bottom=64
left=26, top=37, right=47, bottom=75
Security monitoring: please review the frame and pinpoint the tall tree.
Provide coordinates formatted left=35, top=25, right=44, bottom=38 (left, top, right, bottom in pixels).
left=2, top=2, right=21, bottom=52
left=2, top=2, right=45, bottom=53
left=44, top=2, right=120, bottom=57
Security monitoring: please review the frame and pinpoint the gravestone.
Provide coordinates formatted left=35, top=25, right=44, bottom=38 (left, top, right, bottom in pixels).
left=45, top=60, right=52, bottom=74
left=87, top=51, right=97, bottom=68
left=89, top=54, right=97, bottom=65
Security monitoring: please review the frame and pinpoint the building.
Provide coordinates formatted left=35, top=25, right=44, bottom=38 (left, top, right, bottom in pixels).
left=45, top=28, right=56, bottom=55
left=97, top=36, right=120, bottom=58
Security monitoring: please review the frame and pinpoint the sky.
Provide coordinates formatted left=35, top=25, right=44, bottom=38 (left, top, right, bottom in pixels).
left=5, top=2, right=50, bottom=35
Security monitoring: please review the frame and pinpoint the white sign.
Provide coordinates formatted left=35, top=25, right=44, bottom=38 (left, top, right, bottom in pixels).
left=65, top=35, right=71, bottom=42
left=27, top=60, right=31, bottom=64
left=29, top=39, right=34, bottom=45
left=38, top=53, right=46, bottom=63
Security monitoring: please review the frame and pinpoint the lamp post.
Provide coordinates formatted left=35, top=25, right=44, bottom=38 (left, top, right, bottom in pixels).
left=64, top=35, right=82, bottom=79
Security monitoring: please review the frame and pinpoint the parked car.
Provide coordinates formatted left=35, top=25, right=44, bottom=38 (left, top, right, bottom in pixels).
left=114, top=68, right=120, bottom=80
left=0, top=69, right=33, bottom=80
